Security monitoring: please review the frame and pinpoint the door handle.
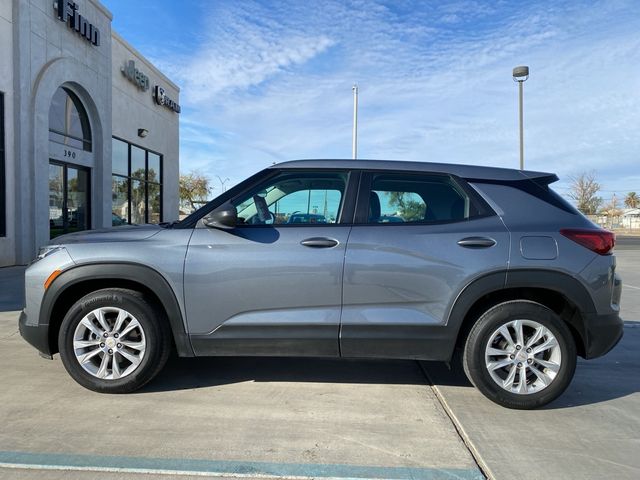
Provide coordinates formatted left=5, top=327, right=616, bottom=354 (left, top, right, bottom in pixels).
left=457, top=237, right=496, bottom=248
left=300, top=237, right=339, bottom=248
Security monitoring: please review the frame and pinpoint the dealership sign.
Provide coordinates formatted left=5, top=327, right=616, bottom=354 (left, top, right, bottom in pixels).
left=121, top=60, right=150, bottom=91
left=154, top=86, right=181, bottom=114
left=54, top=1, right=100, bottom=46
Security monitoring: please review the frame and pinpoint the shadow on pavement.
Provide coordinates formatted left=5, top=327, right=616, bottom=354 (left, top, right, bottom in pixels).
left=142, top=325, right=640, bottom=409
left=546, top=323, right=640, bottom=409
left=426, top=323, right=640, bottom=409
left=141, top=356, right=431, bottom=393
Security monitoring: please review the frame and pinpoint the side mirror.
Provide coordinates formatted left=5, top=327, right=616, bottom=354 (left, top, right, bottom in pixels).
left=203, top=202, right=237, bottom=230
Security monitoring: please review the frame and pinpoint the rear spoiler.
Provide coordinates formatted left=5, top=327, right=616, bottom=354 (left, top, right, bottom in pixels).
left=518, top=171, right=559, bottom=185
left=465, top=170, right=558, bottom=187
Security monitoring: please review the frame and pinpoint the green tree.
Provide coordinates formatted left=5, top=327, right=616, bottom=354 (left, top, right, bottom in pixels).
left=624, top=192, right=639, bottom=209
left=568, top=171, right=602, bottom=215
left=386, top=192, right=426, bottom=221
left=179, top=171, right=212, bottom=211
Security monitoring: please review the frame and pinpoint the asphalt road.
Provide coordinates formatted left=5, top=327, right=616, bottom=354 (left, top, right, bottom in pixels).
left=0, top=246, right=638, bottom=479
left=614, top=235, right=640, bottom=250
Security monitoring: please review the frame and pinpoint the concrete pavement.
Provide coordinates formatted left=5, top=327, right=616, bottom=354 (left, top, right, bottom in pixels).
left=423, top=248, right=640, bottom=480
left=0, top=310, right=482, bottom=480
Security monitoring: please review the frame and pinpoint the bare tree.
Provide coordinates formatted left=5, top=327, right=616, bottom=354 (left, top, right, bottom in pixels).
left=179, top=171, right=213, bottom=212
left=601, top=193, right=622, bottom=216
left=624, top=191, right=639, bottom=209
left=568, top=171, right=602, bottom=215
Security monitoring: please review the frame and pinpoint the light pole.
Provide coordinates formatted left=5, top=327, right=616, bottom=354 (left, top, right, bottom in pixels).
left=216, top=175, right=230, bottom=192
left=352, top=84, right=358, bottom=159
left=512, top=66, right=529, bottom=170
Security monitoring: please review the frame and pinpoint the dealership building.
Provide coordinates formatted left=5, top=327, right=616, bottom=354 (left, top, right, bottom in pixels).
left=0, top=0, right=180, bottom=266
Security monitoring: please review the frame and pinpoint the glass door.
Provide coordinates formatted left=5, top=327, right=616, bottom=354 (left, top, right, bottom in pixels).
left=49, top=161, right=90, bottom=238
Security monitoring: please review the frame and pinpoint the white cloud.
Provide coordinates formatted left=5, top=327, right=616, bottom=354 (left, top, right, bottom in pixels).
left=159, top=0, right=640, bottom=199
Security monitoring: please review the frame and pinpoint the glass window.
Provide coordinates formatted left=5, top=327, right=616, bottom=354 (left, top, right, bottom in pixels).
left=131, top=146, right=146, bottom=180
left=111, top=138, right=163, bottom=225
left=111, top=176, right=129, bottom=226
left=0, top=92, right=5, bottom=237
left=233, top=172, right=347, bottom=225
left=48, top=87, right=92, bottom=151
left=49, top=163, right=90, bottom=238
left=112, top=138, right=128, bottom=176
left=48, top=164, right=65, bottom=238
left=368, top=174, right=476, bottom=224
left=148, top=182, right=161, bottom=224
left=148, top=153, right=160, bottom=183
left=66, top=168, right=89, bottom=233
left=131, top=180, right=145, bottom=225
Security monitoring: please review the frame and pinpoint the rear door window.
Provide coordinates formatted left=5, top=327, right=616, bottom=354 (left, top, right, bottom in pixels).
left=366, top=173, right=482, bottom=224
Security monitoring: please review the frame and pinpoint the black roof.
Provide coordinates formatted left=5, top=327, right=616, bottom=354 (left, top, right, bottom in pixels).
left=273, top=159, right=558, bottom=183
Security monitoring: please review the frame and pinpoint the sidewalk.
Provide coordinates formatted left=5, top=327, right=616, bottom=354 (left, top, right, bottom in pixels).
left=0, top=266, right=26, bottom=312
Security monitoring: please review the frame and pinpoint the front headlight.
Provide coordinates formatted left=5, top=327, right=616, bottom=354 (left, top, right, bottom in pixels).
left=35, top=246, right=65, bottom=262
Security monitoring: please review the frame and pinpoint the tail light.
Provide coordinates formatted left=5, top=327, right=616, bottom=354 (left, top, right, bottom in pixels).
left=560, top=228, right=615, bottom=255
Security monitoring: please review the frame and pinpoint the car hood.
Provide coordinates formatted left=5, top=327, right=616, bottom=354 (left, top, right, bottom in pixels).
left=49, top=225, right=163, bottom=244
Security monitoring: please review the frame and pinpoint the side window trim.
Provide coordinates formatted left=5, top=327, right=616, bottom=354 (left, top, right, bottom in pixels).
left=353, top=170, right=495, bottom=226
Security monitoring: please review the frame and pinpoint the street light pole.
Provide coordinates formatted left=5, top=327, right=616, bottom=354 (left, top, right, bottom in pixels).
left=352, top=84, right=358, bottom=159
left=512, top=66, right=529, bottom=170
left=216, top=175, right=230, bottom=192
left=518, top=80, right=524, bottom=170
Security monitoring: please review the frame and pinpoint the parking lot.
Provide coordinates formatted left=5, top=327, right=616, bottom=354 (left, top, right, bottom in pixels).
left=0, top=241, right=638, bottom=480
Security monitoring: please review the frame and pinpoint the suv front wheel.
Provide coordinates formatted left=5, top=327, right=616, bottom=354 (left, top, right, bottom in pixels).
left=58, top=288, right=171, bottom=393
left=463, top=300, right=577, bottom=409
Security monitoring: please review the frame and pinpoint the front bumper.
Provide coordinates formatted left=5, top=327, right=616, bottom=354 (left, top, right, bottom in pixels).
left=582, top=311, right=624, bottom=359
left=18, top=310, right=51, bottom=357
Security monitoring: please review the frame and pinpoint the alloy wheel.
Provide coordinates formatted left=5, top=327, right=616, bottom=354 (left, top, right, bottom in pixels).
left=72, top=307, right=147, bottom=380
left=484, top=319, right=562, bottom=395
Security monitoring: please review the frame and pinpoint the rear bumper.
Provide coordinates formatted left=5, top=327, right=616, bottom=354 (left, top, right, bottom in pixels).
left=18, top=310, right=51, bottom=357
left=582, top=311, right=624, bottom=359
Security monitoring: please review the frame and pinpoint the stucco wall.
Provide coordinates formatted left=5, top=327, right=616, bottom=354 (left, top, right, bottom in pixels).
left=2, top=0, right=179, bottom=266
left=0, top=1, right=15, bottom=265
left=111, top=33, right=180, bottom=223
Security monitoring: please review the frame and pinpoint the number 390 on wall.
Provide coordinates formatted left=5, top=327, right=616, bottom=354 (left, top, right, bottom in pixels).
left=63, top=149, right=76, bottom=159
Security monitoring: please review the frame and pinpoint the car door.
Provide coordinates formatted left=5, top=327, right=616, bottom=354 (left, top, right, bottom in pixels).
left=184, top=169, right=357, bottom=357
left=341, top=171, right=510, bottom=360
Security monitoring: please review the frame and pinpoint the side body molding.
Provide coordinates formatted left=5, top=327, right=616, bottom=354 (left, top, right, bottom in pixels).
left=444, top=269, right=596, bottom=361
left=41, top=263, right=194, bottom=357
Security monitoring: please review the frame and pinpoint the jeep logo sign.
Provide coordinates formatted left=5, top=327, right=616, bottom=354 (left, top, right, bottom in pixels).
left=154, top=86, right=181, bottom=114
left=121, top=60, right=150, bottom=91
left=54, top=0, right=100, bottom=46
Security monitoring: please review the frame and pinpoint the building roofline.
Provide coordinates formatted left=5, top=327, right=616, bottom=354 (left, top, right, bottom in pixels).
left=88, top=0, right=113, bottom=21
left=111, top=31, right=180, bottom=92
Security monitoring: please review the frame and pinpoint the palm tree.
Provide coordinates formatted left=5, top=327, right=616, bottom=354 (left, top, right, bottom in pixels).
left=625, top=192, right=639, bottom=209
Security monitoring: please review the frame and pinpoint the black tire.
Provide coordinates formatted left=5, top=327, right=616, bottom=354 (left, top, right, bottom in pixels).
left=58, top=288, right=171, bottom=393
left=463, top=300, right=577, bottom=409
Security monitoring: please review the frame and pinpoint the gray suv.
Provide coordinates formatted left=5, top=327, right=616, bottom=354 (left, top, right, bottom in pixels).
left=19, top=160, right=623, bottom=409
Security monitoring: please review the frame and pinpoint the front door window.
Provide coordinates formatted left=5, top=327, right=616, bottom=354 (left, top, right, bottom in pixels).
left=49, top=162, right=90, bottom=238
left=233, top=171, right=348, bottom=225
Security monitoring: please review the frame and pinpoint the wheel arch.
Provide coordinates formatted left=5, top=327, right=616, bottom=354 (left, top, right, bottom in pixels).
left=447, top=269, right=595, bottom=360
left=42, top=262, right=194, bottom=357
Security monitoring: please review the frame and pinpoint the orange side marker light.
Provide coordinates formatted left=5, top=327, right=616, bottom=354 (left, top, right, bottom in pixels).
left=43, top=269, right=62, bottom=290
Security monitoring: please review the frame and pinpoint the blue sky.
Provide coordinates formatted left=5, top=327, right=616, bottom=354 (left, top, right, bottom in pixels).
left=105, top=0, right=640, bottom=201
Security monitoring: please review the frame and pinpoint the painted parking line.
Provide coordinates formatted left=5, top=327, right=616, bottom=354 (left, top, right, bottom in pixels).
left=0, top=451, right=484, bottom=480
left=623, top=284, right=640, bottom=290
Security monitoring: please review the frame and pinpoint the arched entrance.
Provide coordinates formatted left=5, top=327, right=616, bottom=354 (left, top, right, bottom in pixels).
left=48, top=87, right=92, bottom=238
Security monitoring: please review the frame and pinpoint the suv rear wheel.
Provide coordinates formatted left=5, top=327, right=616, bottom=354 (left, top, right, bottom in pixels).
left=463, top=300, right=577, bottom=409
left=58, top=288, right=171, bottom=393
